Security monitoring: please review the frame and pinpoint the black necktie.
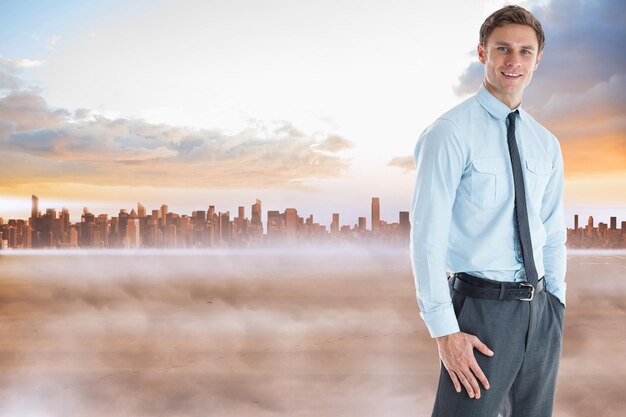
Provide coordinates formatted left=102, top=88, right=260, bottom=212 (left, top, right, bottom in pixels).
left=507, top=110, right=538, bottom=288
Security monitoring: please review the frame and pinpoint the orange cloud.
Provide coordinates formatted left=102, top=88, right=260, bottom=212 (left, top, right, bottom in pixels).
left=387, top=156, right=413, bottom=173
left=0, top=66, right=354, bottom=190
left=561, top=134, right=626, bottom=177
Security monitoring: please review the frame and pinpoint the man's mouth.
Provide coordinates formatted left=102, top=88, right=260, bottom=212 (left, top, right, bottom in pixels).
left=502, top=72, right=522, bottom=78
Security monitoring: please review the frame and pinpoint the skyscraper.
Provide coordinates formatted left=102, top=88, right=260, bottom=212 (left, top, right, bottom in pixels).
left=358, top=217, right=366, bottom=231
left=331, top=213, right=339, bottom=235
left=251, top=199, right=262, bottom=226
left=219, top=211, right=230, bottom=245
left=399, top=211, right=410, bottom=241
left=31, top=195, right=39, bottom=221
left=161, top=204, right=168, bottom=226
left=371, top=197, right=380, bottom=234
left=285, top=208, right=298, bottom=242
left=126, top=209, right=141, bottom=248
left=137, top=202, right=146, bottom=218
left=267, top=210, right=283, bottom=243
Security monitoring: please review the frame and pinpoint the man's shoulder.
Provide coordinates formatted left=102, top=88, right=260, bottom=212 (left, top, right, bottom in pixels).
left=414, top=97, right=479, bottom=156
left=520, top=109, right=559, bottom=143
left=439, top=94, right=482, bottom=122
left=425, top=94, right=484, bottom=134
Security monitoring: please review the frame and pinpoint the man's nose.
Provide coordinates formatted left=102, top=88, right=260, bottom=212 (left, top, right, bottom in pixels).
left=504, top=54, right=521, bottom=67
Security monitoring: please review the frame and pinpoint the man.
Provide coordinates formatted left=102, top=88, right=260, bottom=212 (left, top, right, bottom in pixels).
left=410, top=5, right=566, bottom=417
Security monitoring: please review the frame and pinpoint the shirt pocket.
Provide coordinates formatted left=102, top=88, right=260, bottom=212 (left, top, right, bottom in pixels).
left=470, top=158, right=509, bottom=208
left=524, top=159, right=552, bottom=206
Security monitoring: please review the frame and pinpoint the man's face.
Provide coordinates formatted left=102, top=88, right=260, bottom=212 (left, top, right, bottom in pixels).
left=478, top=23, right=542, bottom=108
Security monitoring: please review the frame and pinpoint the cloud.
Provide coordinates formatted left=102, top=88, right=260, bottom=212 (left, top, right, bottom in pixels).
left=45, top=35, right=62, bottom=50
left=0, top=70, right=22, bottom=91
left=0, top=57, right=43, bottom=69
left=0, top=57, right=44, bottom=93
left=455, top=0, right=626, bottom=102
left=0, top=249, right=618, bottom=416
left=0, top=92, right=70, bottom=130
left=387, top=156, right=414, bottom=173
left=0, top=62, right=352, bottom=190
left=540, top=73, right=626, bottom=141
left=312, top=135, right=354, bottom=153
left=453, top=0, right=625, bottom=177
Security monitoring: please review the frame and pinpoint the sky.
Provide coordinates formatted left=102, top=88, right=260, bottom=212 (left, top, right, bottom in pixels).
left=0, top=0, right=624, bottom=228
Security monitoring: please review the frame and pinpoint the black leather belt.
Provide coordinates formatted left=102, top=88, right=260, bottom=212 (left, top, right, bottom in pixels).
left=451, top=272, right=545, bottom=301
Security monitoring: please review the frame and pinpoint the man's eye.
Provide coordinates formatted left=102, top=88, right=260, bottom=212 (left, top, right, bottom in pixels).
left=498, top=47, right=508, bottom=52
left=521, top=50, right=531, bottom=55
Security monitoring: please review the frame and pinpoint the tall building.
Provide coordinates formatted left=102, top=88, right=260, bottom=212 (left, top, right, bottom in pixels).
left=29, top=195, right=40, bottom=247
left=125, top=209, right=141, bottom=248
left=31, top=195, right=39, bottom=220
left=60, top=208, right=70, bottom=240
left=218, top=211, right=231, bottom=245
left=371, top=197, right=380, bottom=234
left=285, top=208, right=298, bottom=242
left=95, top=214, right=109, bottom=247
left=137, top=202, right=146, bottom=218
left=610, top=216, right=617, bottom=230
left=118, top=209, right=129, bottom=245
left=238, top=206, right=245, bottom=221
left=588, top=216, right=594, bottom=229
left=161, top=204, right=168, bottom=226
left=399, top=211, right=410, bottom=241
left=251, top=199, right=262, bottom=225
left=574, top=214, right=579, bottom=230
left=331, top=213, right=339, bottom=235
left=267, top=210, right=283, bottom=242
left=79, top=211, right=95, bottom=247
left=358, top=217, right=366, bottom=231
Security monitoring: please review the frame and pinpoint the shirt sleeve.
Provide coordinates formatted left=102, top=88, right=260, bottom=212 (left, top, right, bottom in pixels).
left=410, top=117, right=466, bottom=338
left=541, top=136, right=567, bottom=306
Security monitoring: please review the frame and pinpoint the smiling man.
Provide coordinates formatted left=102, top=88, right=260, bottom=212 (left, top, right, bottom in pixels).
left=410, top=5, right=566, bottom=417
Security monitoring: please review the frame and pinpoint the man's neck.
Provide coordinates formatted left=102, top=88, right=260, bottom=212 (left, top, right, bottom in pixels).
left=483, top=81, right=522, bottom=110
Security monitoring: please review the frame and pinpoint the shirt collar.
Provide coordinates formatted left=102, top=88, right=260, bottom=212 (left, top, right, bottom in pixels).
left=475, top=83, right=524, bottom=121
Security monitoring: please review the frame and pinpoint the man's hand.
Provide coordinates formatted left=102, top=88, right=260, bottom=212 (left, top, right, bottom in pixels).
left=436, top=331, right=494, bottom=399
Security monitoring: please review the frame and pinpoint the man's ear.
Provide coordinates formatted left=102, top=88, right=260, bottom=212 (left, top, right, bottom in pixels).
left=477, top=43, right=486, bottom=64
left=534, top=50, right=543, bottom=70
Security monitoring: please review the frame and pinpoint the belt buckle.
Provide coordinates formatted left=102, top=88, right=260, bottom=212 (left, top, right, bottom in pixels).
left=520, top=283, right=534, bottom=301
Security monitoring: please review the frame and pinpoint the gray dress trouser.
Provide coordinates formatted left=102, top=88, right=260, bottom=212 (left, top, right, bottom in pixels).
left=431, top=275, right=565, bottom=417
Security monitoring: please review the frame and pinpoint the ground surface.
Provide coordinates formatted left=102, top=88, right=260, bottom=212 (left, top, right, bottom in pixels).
left=0, top=249, right=624, bottom=416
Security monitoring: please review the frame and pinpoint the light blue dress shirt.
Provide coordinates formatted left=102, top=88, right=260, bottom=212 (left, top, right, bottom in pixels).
left=409, top=83, right=567, bottom=338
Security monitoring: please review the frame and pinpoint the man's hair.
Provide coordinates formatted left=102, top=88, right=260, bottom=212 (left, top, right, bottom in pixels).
left=479, top=5, right=545, bottom=52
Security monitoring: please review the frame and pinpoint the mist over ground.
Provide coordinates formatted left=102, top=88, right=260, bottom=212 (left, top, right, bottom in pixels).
left=0, top=249, right=624, bottom=416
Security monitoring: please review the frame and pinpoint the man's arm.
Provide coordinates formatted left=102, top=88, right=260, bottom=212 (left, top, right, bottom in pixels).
left=410, top=118, right=464, bottom=337
left=410, top=118, right=493, bottom=399
left=541, top=136, right=567, bottom=306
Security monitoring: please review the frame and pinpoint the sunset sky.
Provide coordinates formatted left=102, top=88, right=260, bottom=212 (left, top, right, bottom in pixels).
left=0, top=0, right=624, bottom=228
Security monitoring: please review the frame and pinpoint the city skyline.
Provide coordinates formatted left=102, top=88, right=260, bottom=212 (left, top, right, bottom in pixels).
left=0, top=194, right=623, bottom=250
left=0, top=0, right=624, bottom=225
left=0, top=195, right=411, bottom=249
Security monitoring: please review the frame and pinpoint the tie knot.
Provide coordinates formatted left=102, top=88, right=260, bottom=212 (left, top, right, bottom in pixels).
left=507, top=110, right=519, bottom=125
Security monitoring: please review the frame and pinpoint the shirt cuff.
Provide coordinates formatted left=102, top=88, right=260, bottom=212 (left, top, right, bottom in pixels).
left=546, top=280, right=566, bottom=307
left=420, top=304, right=460, bottom=338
